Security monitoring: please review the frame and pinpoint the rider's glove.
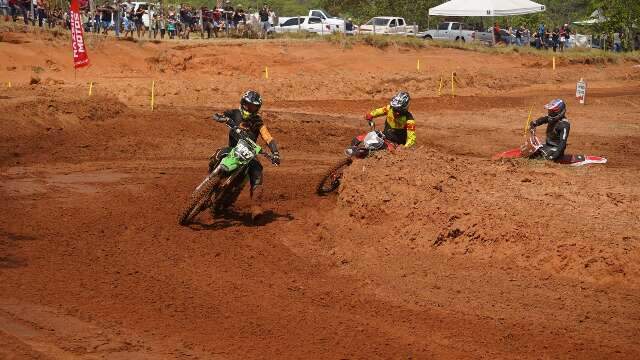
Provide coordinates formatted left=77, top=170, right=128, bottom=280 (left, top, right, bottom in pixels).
left=271, top=152, right=281, bottom=165
left=213, top=113, right=227, bottom=123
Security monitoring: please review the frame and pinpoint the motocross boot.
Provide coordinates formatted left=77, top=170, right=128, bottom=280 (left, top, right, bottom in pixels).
left=250, top=185, right=265, bottom=223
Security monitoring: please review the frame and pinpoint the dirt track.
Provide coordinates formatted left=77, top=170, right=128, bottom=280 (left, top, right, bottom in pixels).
left=1, top=31, right=640, bottom=359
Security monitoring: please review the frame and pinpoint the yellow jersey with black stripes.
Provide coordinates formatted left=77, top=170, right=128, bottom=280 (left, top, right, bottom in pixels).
left=368, top=105, right=416, bottom=147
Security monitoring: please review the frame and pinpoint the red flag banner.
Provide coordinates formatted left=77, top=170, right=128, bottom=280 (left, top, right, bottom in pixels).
left=70, top=0, right=90, bottom=68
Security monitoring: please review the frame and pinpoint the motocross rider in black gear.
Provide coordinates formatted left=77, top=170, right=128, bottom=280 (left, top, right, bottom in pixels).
left=529, top=99, right=571, bottom=161
left=209, top=90, right=280, bottom=220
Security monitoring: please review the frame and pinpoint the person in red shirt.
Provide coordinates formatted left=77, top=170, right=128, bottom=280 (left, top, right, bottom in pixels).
left=493, top=21, right=502, bottom=44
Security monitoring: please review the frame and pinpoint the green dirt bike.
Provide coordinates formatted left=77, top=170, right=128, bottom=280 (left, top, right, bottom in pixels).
left=178, top=114, right=277, bottom=226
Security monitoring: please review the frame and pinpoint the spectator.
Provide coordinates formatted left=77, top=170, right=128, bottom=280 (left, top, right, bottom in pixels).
left=269, top=6, right=276, bottom=26
left=35, top=0, right=45, bottom=27
left=538, top=22, right=545, bottom=42
left=20, top=0, right=29, bottom=24
left=150, top=12, right=158, bottom=38
left=562, top=24, right=571, bottom=49
left=212, top=7, right=221, bottom=36
left=551, top=28, right=559, bottom=52
left=179, top=4, right=191, bottom=39
left=559, top=25, right=566, bottom=52
left=233, top=5, right=245, bottom=35
left=515, top=26, right=522, bottom=46
left=0, top=0, right=9, bottom=21
left=158, top=13, right=166, bottom=39
left=222, top=0, right=233, bottom=33
left=112, top=1, right=121, bottom=38
left=134, top=4, right=145, bottom=38
left=100, top=4, right=112, bottom=35
left=28, top=0, right=34, bottom=25
left=614, top=32, right=622, bottom=52
left=258, top=4, right=269, bottom=38
left=345, top=17, right=353, bottom=33
left=493, top=21, right=501, bottom=44
left=203, top=6, right=218, bottom=38
left=167, top=10, right=176, bottom=39
left=8, top=0, right=17, bottom=22
left=533, top=31, right=541, bottom=49
left=123, top=7, right=135, bottom=37
left=93, top=7, right=100, bottom=33
left=545, top=29, right=552, bottom=49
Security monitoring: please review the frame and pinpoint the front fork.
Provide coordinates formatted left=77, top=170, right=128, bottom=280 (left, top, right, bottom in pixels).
left=195, top=166, right=221, bottom=192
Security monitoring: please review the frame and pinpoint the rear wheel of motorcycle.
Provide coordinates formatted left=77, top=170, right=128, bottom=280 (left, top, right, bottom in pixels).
left=178, top=176, right=221, bottom=226
left=316, top=158, right=353, bottom=195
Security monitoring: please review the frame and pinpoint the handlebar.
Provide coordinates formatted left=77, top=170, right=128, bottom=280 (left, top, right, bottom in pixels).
left=213, top=113, right=279, bottom=166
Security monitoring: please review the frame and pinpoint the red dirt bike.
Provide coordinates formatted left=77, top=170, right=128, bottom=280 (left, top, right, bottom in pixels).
left=492, top=128, right=607, bottom=166
left=316, top=126, right=396, bottom=195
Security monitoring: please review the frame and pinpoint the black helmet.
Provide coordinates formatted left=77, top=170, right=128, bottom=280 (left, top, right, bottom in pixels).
left=240, top=90, right=262, bottom=118
left=390, top=91, right=410, bottom=112
left=544, top=99, right=566, bottom=122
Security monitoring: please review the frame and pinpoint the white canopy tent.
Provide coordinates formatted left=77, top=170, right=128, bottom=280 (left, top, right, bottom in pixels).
left=428, top=0, right=546, bottom=17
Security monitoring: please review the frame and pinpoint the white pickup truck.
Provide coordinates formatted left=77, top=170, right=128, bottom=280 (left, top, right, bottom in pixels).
left=422, top=22, right=476, bottom=42
left=275, top=16, right=337, bottom=35
left=306, top=9, right=345, bottom=32
left=358, top=17, right=409, bottom=35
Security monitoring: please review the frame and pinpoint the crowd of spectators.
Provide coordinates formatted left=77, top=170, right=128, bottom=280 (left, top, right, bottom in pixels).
left=0, top=0, right=277, bottom=40
left=1, top=0, right=68, bottom=28
left=492, top=21, right=635, bottom=52
left=492, top=21, right=575, bottom=52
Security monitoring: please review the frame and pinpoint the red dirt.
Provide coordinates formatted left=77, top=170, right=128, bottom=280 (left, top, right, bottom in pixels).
left=1, top=31, right=640, bottom=359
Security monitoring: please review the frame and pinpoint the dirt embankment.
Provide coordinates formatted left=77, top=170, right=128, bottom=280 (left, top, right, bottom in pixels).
left=333, top=149, right=640, bottom=285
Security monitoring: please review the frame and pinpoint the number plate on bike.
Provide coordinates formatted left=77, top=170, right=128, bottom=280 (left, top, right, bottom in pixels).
left=234, top=140, right=256, bottom=162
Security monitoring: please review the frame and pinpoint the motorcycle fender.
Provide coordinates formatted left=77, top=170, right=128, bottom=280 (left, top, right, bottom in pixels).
left=221, top=154, right=241, bottom=172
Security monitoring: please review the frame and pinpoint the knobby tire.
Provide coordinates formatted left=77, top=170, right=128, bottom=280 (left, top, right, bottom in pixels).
left=178, top=176, right=220, bottom=225
left=316, top=158, right=353, bottom=195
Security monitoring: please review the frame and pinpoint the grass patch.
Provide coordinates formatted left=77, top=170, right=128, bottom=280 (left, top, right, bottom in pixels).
left=324, top=33, right=426, bottom=50
left=271, top=31, right=320, bottom=40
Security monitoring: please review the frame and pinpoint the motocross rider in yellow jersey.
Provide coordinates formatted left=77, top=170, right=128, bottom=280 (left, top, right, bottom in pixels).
left=363, top=91, right=416, bottom=148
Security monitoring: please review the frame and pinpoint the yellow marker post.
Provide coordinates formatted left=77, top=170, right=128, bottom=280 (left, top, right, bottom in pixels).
left=438, top=76, right=443, bottom=96
left=417, top=59, right=420, bottom=72
left=151, top=80, right=155, bottom=111
left=553, top=56, right=556, bottom=71
left=451, top=72, right=455, bottom=97
left=524, top=105, right=533, bottom=136
left=6, top=81, right=11, bottom=88
left=88, top=81, right=93, bottom=96
left=265, top=66, right=269, bottom=79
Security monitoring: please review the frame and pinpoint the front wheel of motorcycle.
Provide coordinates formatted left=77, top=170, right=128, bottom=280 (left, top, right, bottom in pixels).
left=316, top=158, right=353, bottom=195
left=178, top=175, right=221, bottom=226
